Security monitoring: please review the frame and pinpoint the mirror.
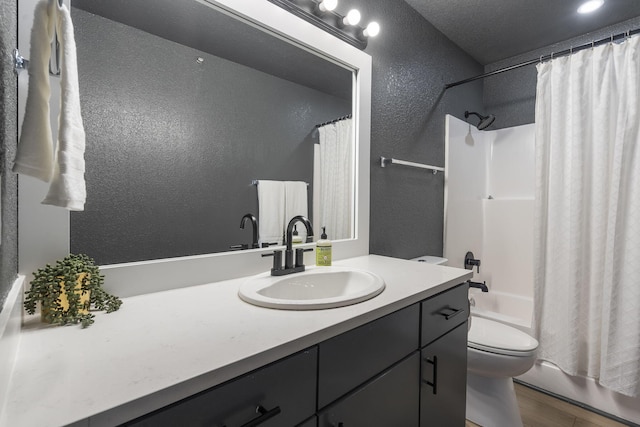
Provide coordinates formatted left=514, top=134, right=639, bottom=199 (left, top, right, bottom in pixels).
left=69, top=0, right=355, bottom=265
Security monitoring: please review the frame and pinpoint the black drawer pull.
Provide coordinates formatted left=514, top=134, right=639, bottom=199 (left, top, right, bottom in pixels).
left=437, top=307, right=464, bottom=320
left=423, top=356, right=438, bottom=395
left=223, top=405, right=281, bottom=427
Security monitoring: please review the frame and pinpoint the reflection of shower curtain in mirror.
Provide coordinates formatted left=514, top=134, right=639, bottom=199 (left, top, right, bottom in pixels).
left=313, top=118, right=353, bottom=240
left=534, top=35, right=640, bottom=397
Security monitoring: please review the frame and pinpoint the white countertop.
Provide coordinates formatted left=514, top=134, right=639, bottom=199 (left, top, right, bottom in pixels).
left=2, top=255, right=472, bottom=427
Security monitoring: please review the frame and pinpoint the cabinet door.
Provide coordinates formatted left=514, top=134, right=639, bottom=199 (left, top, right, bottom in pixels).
left=318, top=353, right=420, bottom=427
left=420, top=322, right=468, bottom=427
left=126, top=348, right=317, bottom=427
left=318, top=304, right=419, bottom=408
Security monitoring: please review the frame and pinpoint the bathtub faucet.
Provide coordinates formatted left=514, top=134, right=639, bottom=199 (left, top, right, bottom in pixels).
left=468, top=280, right=489, bottom=292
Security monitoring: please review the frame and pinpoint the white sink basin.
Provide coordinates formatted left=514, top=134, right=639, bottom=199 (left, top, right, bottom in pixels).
left=238, top=266, right=385, bottom=310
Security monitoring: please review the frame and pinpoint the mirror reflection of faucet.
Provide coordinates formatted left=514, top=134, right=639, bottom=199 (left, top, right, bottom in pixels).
left=240, top=213, right=260, bottom=249
left=262, top=215, right=314, bottom=276
left=230, top=213, right=260, bottom=250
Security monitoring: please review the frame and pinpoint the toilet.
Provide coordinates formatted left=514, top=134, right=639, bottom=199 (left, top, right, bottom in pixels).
left=466, top=316, right=538, bottom=427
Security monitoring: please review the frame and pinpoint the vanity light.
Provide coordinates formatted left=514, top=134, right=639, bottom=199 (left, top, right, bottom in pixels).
left=363, top=21, right=380, bottom=37
left=343, top=9, right=361, bottom=26
left=266, top=0, right=379, bottom=49
left=318, top=0, right=337, bottom=12
left=577, top=0, right=604, bottom=14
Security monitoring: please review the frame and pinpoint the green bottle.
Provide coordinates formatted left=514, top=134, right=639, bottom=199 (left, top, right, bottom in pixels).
left=316, top=227, right=332, bottom=266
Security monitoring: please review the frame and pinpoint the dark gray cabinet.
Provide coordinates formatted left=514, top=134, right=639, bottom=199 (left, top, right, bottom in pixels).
left=318, top=353, right=420, bottom=427
left=124, top=284, right=468, bottom=427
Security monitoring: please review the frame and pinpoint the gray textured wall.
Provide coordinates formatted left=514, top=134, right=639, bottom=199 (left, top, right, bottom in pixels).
left=362, top=0, right=484, bottom=259
left=69, top=9, right=350, bottom=265
left=484, top=16, right=640, bottom=129
left=0, top=0, right=18, bottom=312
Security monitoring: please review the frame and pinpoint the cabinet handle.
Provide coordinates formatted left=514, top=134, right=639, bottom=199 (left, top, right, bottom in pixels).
left=437, top=307, right=464, bottom=320
left=223, top=405, right=281, bottom=427
left=423, top=356, right=438, bottom=395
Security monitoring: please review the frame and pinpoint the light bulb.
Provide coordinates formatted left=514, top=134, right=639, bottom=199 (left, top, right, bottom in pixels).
left=318, top=0, right=337, bottom=12
left=343, top=9, right=361, bottom=26
left=577, top=0, right=604, bottom=14
left=363, top=21, right=380, bottom=37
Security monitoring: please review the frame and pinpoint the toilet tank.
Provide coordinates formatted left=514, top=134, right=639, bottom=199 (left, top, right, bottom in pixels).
left=412, top=255, right=448, bottom=265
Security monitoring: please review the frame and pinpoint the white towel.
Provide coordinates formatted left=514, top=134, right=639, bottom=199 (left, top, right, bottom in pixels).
left=12, top=0, right=57, bottom=182
left=13, top=0, right=86, bottom=211
left=41, top=1, right=86, bottom=211
left=257, top=180, right=285, bottom=246
left=284, top=181, right=309, bottom=241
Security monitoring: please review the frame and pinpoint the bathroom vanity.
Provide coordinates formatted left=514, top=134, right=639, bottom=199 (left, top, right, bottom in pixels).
left=2, top=255, right=472, bottom=427
left=126, top=283, right=468, bottom=426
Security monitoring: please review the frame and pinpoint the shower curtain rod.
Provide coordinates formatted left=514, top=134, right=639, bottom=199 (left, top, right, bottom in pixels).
left=445, top=27, right=640, bottom=89
left=315, top=114, right=352, bottom=128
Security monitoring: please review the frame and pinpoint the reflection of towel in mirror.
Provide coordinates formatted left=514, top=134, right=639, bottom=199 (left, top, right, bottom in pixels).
left=12, top=0, right=57, bottom=181
left=285, top=181, right=309, bottom=241
left=13, top=0, right=86, bottom=210
left=258, top=180, right=285, bottom=246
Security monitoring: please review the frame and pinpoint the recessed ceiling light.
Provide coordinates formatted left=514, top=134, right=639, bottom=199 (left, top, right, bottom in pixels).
left=578, top=0, right=604, bottom=14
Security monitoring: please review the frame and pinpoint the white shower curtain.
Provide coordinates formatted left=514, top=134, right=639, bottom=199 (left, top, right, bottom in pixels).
left=313, top=118, right=353, bottom=240
left=534, top=35, right=640, bottom=397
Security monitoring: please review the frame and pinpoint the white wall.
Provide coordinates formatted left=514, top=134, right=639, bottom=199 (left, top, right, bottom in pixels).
left=444, top=115, right=535, bottom=301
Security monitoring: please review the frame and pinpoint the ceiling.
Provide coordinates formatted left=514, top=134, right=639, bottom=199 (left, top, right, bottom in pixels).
left=404, top=0, right=640, bottom=64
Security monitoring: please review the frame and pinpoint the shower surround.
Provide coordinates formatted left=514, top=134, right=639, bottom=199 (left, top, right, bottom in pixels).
left=444, top=114, right=640, bottom=424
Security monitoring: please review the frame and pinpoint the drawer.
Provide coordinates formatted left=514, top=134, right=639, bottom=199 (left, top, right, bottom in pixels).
left=421, top=283, right=469, bottom=347
left=126, top=347, right=317, bottom=427
left=318, top=304, right=419, bottom=408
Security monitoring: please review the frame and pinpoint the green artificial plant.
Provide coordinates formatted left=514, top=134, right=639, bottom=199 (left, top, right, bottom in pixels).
left=24, top=254, right=122, bottom=328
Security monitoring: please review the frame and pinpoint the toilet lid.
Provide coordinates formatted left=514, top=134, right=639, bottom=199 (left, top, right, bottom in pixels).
left=468, top=317, right=538, bottom=356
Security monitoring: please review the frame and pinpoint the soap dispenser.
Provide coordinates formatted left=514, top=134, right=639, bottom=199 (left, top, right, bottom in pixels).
left=316, top=226, right=332, bottom=266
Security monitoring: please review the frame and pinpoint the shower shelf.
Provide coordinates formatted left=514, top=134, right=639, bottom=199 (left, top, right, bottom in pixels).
left=380, top=157, right=444, bottom=174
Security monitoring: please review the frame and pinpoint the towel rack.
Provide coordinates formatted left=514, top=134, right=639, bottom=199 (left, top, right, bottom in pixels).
left=252, top=180, right=309, bottom=187
left=380, top=156, right=445, bottom=175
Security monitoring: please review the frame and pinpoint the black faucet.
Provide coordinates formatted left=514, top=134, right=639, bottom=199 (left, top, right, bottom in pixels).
left=467, top=280, right=489, bottom=292
left=262, top=215, right=314, bottom=276
left=240, top=213, right=259, bottom=249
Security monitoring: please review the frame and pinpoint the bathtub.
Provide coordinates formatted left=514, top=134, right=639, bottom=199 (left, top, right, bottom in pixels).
left=470, top=290, right=640, bottom=425
left=470, top=289, right=533, bottom=333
